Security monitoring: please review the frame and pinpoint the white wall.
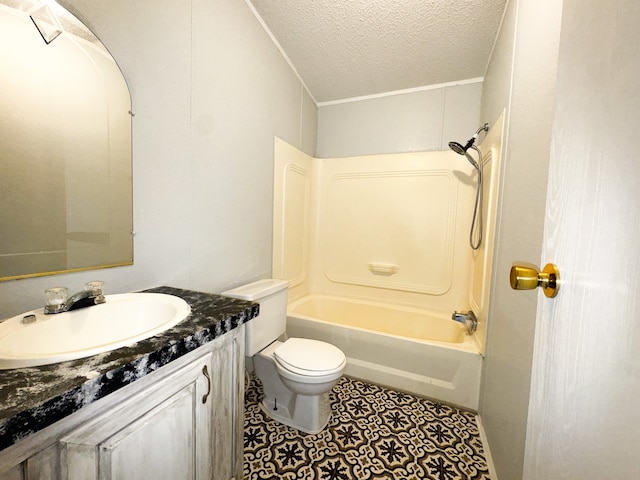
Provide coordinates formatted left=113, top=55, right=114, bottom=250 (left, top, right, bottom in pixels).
left=316, top=81, right=482, bottom=158
left=0, top=0, right=317, bottom=318
left=478, top=0, right=563, bottom=478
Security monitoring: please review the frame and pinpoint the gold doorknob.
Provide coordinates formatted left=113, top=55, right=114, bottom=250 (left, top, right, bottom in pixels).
left=510, top=263, right=560, bottom=298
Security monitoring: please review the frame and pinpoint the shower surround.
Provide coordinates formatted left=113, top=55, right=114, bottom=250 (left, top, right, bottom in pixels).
left=272, top=118, right=502, bottom=409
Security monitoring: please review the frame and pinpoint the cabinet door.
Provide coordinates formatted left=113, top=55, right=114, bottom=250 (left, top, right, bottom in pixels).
left=62, top=354, right=212, bottom=480
left=100, top=386, right=197, bottom=480
left=26, top=445, right=59, bottom=480
left=0, top=465, right=24, bottom=480
left=0, top=439, right=60, bottom=480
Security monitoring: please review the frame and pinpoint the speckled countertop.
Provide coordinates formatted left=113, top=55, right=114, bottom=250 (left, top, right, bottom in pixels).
left=0, top=286, right=258, bottom=451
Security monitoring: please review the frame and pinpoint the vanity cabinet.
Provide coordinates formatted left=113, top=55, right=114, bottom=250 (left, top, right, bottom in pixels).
left=0, top=325, right=245, bottom=480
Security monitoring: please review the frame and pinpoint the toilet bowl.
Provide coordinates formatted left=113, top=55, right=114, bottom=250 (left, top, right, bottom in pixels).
left=254, top=338, right=346, bottom=434
left=221, top=279, right=346, bottom=434
left=275, top=337, right=346, bottom=387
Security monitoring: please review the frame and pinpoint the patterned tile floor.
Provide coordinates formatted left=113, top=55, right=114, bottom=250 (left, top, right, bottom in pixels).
left=243, top=375, right=491, bottom=480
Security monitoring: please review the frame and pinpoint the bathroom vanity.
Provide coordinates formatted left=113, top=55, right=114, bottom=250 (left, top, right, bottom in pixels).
left=0, top=287, right=258, bottom=480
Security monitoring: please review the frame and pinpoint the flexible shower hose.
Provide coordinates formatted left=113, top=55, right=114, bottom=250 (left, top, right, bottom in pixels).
left=466, top=145, right=483, bottom=250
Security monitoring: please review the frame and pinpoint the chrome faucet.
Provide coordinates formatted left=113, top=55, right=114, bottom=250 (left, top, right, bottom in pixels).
left=452, top=310, right=478, bottom=334
left=44, top=281, right=106, bottom=314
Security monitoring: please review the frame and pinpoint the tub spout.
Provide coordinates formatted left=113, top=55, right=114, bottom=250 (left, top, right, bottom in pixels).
left=452, top=311, right=478, bottom=334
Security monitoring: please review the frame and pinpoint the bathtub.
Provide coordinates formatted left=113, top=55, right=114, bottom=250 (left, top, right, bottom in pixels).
left=286, top=294, right=482, bottom=410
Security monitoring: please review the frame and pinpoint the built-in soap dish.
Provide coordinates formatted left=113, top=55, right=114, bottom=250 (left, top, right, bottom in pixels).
left=368, top=262, right=399, bottom=276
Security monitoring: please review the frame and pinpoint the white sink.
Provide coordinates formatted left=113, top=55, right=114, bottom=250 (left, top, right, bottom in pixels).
left=0, top=293, right=191, bottom=370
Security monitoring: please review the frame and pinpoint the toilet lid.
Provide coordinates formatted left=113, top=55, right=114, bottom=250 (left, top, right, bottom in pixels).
left=274, top=338, right=346, bottom=376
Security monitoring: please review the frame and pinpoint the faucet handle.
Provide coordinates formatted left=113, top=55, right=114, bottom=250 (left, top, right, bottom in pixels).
left=84, top=281, right=104, bottom=295
left=84, top=281, right=106, bottom=304
left=44, top=287, right=68, bottom=314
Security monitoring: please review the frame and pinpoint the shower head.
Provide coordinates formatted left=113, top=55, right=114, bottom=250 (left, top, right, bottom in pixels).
left=448, top=123, right=490, bottom=156
left=448, top=141, right=468, bottom=156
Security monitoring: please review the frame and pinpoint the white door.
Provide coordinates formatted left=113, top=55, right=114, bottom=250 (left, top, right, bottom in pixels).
left=523, top=1, right=640, bottom=479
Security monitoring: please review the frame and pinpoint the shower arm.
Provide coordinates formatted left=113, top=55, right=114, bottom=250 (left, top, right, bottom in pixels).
left=476, top=123, right=490, bottom=136
left=462, top=124, right=490, bottom=152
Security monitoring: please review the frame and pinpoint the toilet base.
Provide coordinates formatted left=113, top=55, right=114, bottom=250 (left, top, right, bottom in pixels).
left=259, top=391, right=331, bottom=435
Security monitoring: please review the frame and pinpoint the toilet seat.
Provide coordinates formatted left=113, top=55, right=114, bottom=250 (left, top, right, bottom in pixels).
left=274, top=338, right=346, bottom=377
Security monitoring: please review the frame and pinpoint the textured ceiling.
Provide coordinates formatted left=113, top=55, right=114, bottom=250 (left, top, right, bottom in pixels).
left=249, top=0, right=507, bottom=103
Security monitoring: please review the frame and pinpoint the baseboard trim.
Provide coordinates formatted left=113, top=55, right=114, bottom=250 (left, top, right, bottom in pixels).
left=476, top=414, right=499, bottom=480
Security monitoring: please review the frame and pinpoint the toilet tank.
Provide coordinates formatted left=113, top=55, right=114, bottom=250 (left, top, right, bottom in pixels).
left=221, top=279, right=288, bottom=356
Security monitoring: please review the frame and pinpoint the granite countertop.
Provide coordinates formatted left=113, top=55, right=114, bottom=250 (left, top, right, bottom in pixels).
left=0, top=286, right=258, bottom=452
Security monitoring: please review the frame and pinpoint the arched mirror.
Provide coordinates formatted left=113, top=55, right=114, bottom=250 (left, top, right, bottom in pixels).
left=0, top=0, right=133, bottom=281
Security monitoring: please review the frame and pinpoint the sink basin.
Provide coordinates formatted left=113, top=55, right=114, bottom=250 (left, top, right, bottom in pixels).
left=0, top=293, right=191, bottom=370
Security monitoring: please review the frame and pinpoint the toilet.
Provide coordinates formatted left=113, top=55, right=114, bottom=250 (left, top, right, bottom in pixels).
left=222, top=279, right=346, bottom=434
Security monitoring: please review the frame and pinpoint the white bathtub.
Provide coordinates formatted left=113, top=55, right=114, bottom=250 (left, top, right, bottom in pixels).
left=286, top=294, right=482, bottom=410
